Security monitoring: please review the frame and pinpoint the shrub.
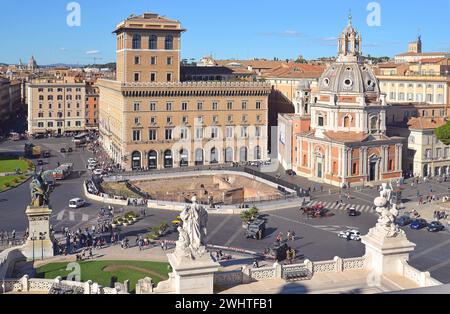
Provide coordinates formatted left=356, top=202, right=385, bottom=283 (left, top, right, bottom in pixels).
left=4, top=182, right=11, bottom=188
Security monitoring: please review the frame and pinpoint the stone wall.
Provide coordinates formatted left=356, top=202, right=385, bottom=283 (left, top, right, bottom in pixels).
left=401, top=260, right=443, bottom=287
left=0, top=246, right=25, bottom=279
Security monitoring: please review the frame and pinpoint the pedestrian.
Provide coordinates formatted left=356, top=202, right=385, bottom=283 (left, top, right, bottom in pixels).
left=252, top=259, right=259, bottom=268
left=161, top=240, right=165, bottom=251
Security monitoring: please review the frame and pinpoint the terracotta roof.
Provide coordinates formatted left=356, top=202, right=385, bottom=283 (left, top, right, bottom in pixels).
left=396, top=52, right=450, bottom=57
left=215, top=60, right=286, bottom=70
left=407, top=117, right=447, bottom=130
left=181, top=66, right=253, bottom=76
left=377, top=62, right=400, bottom=68
left=323, top=131, right=368, bottom=143
left=264, top=63, right=325, bottom=79
left=418, top=58, right=447, bottom=64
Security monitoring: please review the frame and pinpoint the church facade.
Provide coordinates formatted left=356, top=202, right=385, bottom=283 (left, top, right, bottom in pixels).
left=278, top=17, right=405, bottom=187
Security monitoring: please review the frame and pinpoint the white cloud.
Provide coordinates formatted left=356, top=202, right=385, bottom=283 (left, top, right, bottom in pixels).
left=86, top=50, right=100, bottom=55
left=60, top=48, right=68, bottom=52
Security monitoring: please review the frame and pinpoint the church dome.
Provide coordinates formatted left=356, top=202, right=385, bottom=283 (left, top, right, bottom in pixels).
left=318, top=62, right=379, bottom=94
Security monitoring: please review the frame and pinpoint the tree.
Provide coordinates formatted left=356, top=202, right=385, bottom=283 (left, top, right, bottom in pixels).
left=435, top=121, right=450, bottom=145
left=295, top=55, right=307, bottom=64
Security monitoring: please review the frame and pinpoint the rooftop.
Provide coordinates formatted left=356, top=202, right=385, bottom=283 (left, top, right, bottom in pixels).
left=407, top=117, right=447, bottom=130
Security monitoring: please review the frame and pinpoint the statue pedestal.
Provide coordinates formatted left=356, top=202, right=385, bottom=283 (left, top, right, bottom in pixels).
left=361, top=227, right=416, bottom=276
left=22, top=206, right=54, bottom=261
left=167, top=252, right=220, bottom=294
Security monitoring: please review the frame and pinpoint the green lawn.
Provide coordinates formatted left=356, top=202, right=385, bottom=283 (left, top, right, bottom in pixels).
left=36, top=260, right=170, bottom=293
left=0, top=175, right=28, bottom=191
left=0, top=159, right=29, bottom=173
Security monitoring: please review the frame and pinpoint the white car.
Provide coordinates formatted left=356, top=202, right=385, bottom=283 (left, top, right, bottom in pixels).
left=338, top=229, right=361, bottom=241
left=69, top=198, right=86, bottom=209
left=87, top=163, right=96, bottom=171
left=87, top=158, right=97, bottom=164
left=93, top=169, right=104, bottom=176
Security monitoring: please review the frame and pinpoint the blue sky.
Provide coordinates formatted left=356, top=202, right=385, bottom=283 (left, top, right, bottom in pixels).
left=2, top=0, right=450, bottom=65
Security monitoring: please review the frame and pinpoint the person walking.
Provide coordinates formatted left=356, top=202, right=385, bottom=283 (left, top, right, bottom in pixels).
left=252, top=259, right=259, bottom=268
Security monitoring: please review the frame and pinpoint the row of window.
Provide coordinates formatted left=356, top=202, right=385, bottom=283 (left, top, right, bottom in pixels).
left=37, top=121, right=82, bottom=128
left=424, top=147, right=450, bottom=159
left=388, top=92, right=444, bottom=103
left=39, top=95, right=82, bottom=101
left=38, top=103, right=82, bottom=109
left=382, top=83, right=445, bottom=89
left=134, top=56, right=173, bottom=66
left=38, top=88, right=82, bottom=93
left=134, top=114, right=262, bottom=125
left=131, top=35, right=174, bottom=50
left=133, top=72, right=173, bottom=82
left=133, top=100, right=262, bottom=112
left=37, top=111, right=83, bottom=118
left=132, top=126, right=263, bottom=142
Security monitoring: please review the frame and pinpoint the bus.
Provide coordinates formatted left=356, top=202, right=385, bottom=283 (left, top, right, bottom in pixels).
left=52, top=163, right=74, bottom=180
left=73, top=133, right=89, bottom=146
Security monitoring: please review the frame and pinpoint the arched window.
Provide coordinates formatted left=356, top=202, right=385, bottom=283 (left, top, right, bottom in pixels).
left=370, top=116, right=378, bottom=133
left=131, top=151, right=141, bottom=170
left=210, top=147, right=219, bottom=164
left=195, top=148, right=204, bottom=166
left=149, top=35, right=157, bottom=50
left=180, top=149, right=189, bottom=167
left=225, top=147, right=233, bottom=163
left=132, top=35, right=141, bottom=49
left=165, top=35, right=173, bottom=50
left=240, top=147, right=248, bottom=162
left=148, top=150, right=157, bottom=170
left=254, top=146, right=261, bottom=160
left=343, top=116, right=350, bottom=128
left=164, top=150, right=173, bottom=168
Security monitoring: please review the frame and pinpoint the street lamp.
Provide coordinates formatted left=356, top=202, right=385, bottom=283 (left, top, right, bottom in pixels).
left=30, top=230, right=36, bottom=262
left=39, top=232, right=47, bottom=260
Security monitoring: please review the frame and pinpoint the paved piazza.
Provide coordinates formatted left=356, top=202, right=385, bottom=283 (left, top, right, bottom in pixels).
left=1, top=137, right=450, bottom=284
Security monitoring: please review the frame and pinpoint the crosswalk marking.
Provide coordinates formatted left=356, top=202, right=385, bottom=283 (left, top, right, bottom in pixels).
left=56, top=210, right=65, bottom=221
left=305, top=200, right=375, bottom=213
left=82, top=214, right=89, bottom=222
left=69, top=212, right=75, bottom=221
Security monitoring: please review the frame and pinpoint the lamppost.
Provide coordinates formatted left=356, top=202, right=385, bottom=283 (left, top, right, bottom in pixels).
left=39, top=232, right=47, bottom=260
left=30, top=230, right=36, bottom=262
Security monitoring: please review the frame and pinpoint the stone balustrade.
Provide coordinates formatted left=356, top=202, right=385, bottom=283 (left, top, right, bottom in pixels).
left=401, top=260, right=443, bottom=287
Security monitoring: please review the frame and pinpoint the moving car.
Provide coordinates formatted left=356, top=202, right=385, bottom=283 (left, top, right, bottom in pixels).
left=60, top=148, right=66, bottom=153
left=68, top=147, right=73, bottom=153
left=245, top=219, right=266, bottom=240
left=37, top=159, right=44, bottom=166
left=427, top=221, right=445, bottom=232
left=93, top=169, right=104, bottom=176
left=348, top=207, right=358, bottom=217
left=42, top=151, right=51, bottom=158
left=410, top=218, right=428, bottom=230
left=285, top=169, right=297, bottom=176
left=69, top=198, right=86, bottom=209
left=338, top=229, right=361, bottom=241
left=395, top=215, right=412, bottom=227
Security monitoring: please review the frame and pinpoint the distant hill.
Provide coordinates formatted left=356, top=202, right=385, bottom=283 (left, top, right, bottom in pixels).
left=84, top=62, right=116, bottom=70
left=0, top=63, right=8, bottom=66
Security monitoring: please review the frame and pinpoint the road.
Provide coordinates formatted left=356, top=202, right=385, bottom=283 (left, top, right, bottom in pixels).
left=0, top=137, right=450, bottom=283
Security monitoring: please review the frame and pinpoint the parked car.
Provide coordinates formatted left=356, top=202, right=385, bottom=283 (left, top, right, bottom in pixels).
left=69, top=198, right=86, bottom=209
left=395, top=215, right=412, bottom=227
left=37, top=159, right=44, bottom=166
left=285, top=169, right=297, bottom=176
left=338, top=229, right=361, bottom=241
left=87, top=164, right=96, bottom=171
left=427, top=221, right=445, bottom=232
left=87, top=158, right=97, bottom=164
left=410, top=219, right=428, bottom=230
left=42, top=151, right=51, bottom=158
left=68, top=147, right=73, bottom=153
left=60, top=148, right=66, bottom=153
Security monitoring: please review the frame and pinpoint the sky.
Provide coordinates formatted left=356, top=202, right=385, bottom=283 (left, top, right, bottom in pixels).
left=1, top=0, right=450, bottom=65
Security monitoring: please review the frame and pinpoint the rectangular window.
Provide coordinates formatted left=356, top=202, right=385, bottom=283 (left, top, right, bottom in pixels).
left=390, top=92, right=396, bottom=100
left=150, top=102, right=156, bottom=111
left=167, top=57, right=173, bottom=65
left=134, top=117, right=140, bottom=124
left=398, top=93, right=405, bottom=101
left=133, top=130, right=141, bottom=141
left=150, top=73, right=156, bottom=82
left=166, top=102, right=172, bottom=111
left=242, top=114, right=248, bottom=123
left=165, top=129, right=173, bottom=140
left=180, top=128, right=188, bottom=139
left=134, top=72, right=140, bottom=82
left=226, top=126, right=234, bottom=139
left=166, top=73, right=172, bottom=82
left=197, top=102, right=203, bottom=110
left=227, top=101, right=233, bottom=110
left=133, top=102, right=140, bottom=111
left=211, top=127, right=218, bottom=139
left=227, top=115, right=233, bottom=123
left=167, top=116, right=172, bottom=124
left=150, top=56, right=157, bottom=65
left=212, top=115, right=218, bottom=123
left=241, top=101, right=248, bottom=110
left=212, top=102, right=218, bottom=110
left=182, top=102, right=188, bottom=111
left=150, top=116, right=156, bottom=124
left=318, top=116, right=324, bottom=127
left=256, top=115, right=262, bottom=123
left=149, top=129, right=157, bottom=141
left=182, top=116, right=188, bottom=124
left=241, top=126, right=248, bottom=138
left=256, top=101, right=261, bottom=109
left=437, top=94, right=444, bottom=103
left=38, top=122, right=44, bottom=128
left=134, top=56, right=140, bottom=65
left=67, top=121, right=71, bottom=127
left=196, top=128, right=203, bottom=139
left=426, top=94, right=433, bottom=103
left=255, top=126, right=261, bottom=137
left=75, top=121, right=81, bottom=127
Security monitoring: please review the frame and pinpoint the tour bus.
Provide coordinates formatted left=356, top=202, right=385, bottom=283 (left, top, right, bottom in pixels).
left=52, top=163, right=74, bottom=180
left=72, top=133, right=89, bottom=146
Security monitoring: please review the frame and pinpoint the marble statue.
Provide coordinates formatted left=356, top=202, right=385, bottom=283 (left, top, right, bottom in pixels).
left=175, top=196, right=208, bottom=259
left=29, top=171, right=50, bottom=207
left=374, top=183, right=403, bottom=238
